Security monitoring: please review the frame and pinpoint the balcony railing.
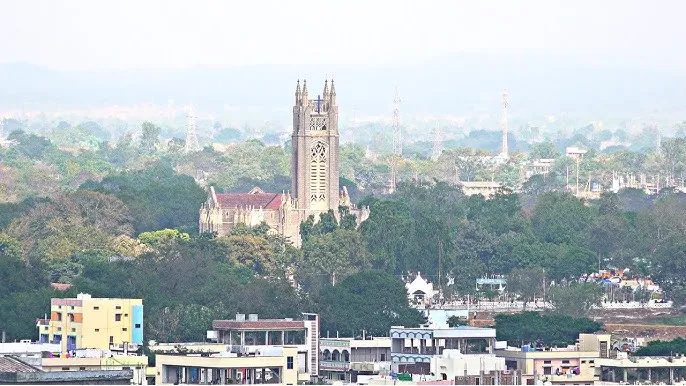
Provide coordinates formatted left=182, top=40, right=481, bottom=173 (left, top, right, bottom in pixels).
left=320, top=361, right=350, bottom=371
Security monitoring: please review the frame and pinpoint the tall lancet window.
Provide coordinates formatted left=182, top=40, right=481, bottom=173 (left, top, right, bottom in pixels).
left=310, top=141, right=328, bottom=208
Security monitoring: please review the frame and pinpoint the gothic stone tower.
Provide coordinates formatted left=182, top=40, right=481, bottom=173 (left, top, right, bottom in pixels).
left=292, top=79, right=340, bottom=212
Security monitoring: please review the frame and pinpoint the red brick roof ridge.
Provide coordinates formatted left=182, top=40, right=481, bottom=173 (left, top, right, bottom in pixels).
left=215, top=192, right=284, bottom=210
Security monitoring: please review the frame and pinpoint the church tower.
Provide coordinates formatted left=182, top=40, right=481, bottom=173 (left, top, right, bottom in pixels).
left=292, top=79, right=340, bottom=212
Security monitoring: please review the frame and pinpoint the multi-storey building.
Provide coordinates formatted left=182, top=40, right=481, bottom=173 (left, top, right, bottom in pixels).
left=390, top=325, right=497, bottom=375
left=36, top=293, right=143, bottom=353
left=319, top=337, right=391, bottom=382
left=495, top=333, right=611, bottom=385
left=209, top=313, right=319, bottom=383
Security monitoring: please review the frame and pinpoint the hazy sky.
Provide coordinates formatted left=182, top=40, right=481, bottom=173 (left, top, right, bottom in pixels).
left=1, top=0, right=685, bottom=72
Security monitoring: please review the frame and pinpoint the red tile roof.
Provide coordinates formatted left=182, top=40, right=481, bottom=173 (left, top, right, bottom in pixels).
left=0, top=357, right=41, bottom=373
left=216, top=193, right=284, bottom=210
left=50, top=283, right=72, bottom=291
left=36, top=318, right=49, bottom=326
left=212, top=319, right=305, bottom=330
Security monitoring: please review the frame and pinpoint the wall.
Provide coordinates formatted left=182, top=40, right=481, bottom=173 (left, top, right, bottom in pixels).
left=81, top=298, right=143, bottom=350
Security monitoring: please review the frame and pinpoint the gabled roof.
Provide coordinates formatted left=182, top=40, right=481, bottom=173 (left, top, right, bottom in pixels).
left=215, top=193, right=284, bottom=210
left=0, top=357, right=41, bottom=373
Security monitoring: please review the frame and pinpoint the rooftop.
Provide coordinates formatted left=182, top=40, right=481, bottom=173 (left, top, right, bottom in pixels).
left=215, top=192, right=284, bottom=210
left=212, top=319, right=305, bottom=330
left=0, top=357, right=40, bottom=373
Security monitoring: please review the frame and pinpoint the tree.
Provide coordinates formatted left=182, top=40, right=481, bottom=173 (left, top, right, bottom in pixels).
left=531, top=192, right=591, bottom=245
left=548, top=283, right=603, bottom=317
left=529, top=141, right=560, bottom=160
left=317, top=271, right=425, bottom=337
left=140, top=121, right=161, bottom=152
left=298, top=229, right=370, bottom=295
left=138, top=229, right=190, bottom=249
left=507, top=268, right=545, bottom=309
left=494, top=312, right=601, bottom=347
left=6, top=130, right=55, bottom=159
left=81, top=163, right=207, bottom=234
left=635, top=338, right=686, bottom=356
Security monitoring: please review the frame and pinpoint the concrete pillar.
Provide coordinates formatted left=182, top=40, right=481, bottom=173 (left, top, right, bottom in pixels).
left=241, top=331, right=245, bottom=346
left=648, top=368, right=652, bottom=382
left=671, top=368, right=675, bottom=385
left=624, top=368, right=628, bottom=383
left=611, top=368, right=615, bottom=382
left=265, top=331, right=269, bottom=345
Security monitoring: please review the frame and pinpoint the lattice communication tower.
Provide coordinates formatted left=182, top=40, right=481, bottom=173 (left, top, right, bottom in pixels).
left=184, top=107, right=200, bottom=153
left=392, top=87, right=402, bottom=155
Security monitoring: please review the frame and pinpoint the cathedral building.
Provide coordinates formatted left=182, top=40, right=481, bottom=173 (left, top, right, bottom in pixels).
left=199, top=80, right=370, bottom=246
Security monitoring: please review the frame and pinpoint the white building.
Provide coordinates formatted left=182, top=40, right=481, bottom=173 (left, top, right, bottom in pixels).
left=390, top=325, right=497, bottom=375
left=430, top=350, right=505, bottom=381
left=210, top=313, right=320, bottom=382
left=406, top=273, right=436, bottom=305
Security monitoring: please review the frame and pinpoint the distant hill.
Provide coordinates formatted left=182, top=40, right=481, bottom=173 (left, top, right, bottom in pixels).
left=2, top=54, right=686, bottom=123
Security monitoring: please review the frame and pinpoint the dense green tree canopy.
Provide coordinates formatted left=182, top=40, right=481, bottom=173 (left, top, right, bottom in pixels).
left=495, top=312, right=602, bottom=347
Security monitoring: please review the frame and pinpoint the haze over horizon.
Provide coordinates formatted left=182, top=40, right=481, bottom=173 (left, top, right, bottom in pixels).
left=1, top=0, right=686, bottom=130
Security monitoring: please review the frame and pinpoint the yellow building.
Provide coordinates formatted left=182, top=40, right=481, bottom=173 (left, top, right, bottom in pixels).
left=495, top=333, right=611, bottom=385
left=37, top=293, right=144, bottom=353
left=155, top=346, right=301, bottom=385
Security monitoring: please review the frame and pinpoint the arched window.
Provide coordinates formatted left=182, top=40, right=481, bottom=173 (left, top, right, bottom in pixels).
left=332, top=349, right=340, bottom=361
left=310, top=141, right=328, bottom=207
left=322, top=349, right=331, bottom=361
left=342, top=350, right=350, bottom=362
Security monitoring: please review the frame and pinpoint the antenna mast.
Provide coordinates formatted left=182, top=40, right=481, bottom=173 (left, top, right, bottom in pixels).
left=501, top=89, right=509, bottom=158
left=432, top=123, right=443, bottom=161
left=392, top=87, right=402, bottom=155
left=184, top=106, right=200, bottom=153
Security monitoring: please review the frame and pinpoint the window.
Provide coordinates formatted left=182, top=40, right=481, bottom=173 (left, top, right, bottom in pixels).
left=56, top=312, right=62, bottom=321
left=543, top=367, right=551, bottom=375
left=57, top=327, right=62, bottom=332
left=115, top=314, right=122, bottom=321
left=562, top=360, right=570, bottom=364
left=95, top=329, right=100, bottom=332
left=93, top=306, right=99, bottom=310
left=70, top=306, right=74, bottom=310
left=71, top=328, right=76, bottom=332
left=44, top=326, right=48, bottom=330
left=124, top=313, right=128, bottom=317
left=135, top=324, right=141, bottom=328
left=68, top=314, right=74, bottom=322
left=122, top=328, right=128, bottom=331
left=61, top=367, right=70, bottom=371
left=109, top=336, right=114, bottom=344
left=380, top=353, right=386, bottom=361
left=115, top=305, right=122, bottom=310
left=123, top=367, right=131, bottom=370
left=287, top=356, right=294, bottom=370
left=79, top=367, right=86, bottom=370
left=544, top=360, right=551, bottom=364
